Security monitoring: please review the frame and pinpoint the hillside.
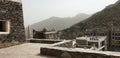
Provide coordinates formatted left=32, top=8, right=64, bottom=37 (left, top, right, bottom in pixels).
left=30, top=13, right=90, bottom=31
left=61, top=0, right=120, bottom=39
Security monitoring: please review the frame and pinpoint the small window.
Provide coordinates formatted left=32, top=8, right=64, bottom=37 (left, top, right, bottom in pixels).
left=0, top=20, right=10, bottom=34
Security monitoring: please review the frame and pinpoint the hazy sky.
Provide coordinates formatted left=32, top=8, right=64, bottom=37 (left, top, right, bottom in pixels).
left=22, top=0, right=118, bottom=27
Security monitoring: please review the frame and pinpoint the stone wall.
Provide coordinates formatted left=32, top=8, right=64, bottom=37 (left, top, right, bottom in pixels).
left=41, top=47, right=120, bottom=58
left=27, top=39, right=61, bottom=44
left=0, top=0, right=25, bottom=42
left=40, top=40, right=120, bottom=58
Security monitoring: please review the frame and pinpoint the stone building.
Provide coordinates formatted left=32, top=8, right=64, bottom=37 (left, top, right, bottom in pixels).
left=44, top=31, right=58, bottom=39
left=33, top=29, right=46, bottom=39
left=33, top=28, right=59, bottom=39
left=107, top=30, right=120, bottom=51
left=0, top=0, right=25, bottom=42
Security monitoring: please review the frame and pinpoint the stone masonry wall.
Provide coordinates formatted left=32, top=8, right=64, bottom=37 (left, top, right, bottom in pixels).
left=0, top=0, right=25, bottom=42
left=40, top=40, right=120, bottom=58
left=41, top=47, right=120, bottom=58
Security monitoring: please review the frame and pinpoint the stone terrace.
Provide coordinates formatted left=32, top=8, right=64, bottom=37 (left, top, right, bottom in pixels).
left=0, top=43, right=57, bottom=58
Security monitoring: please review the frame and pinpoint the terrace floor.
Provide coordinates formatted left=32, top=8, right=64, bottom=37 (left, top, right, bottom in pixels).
left=0, top=43, right=57, bottom=58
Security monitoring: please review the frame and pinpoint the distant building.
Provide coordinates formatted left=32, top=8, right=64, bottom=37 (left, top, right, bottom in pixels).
left=85, top=28, right=120, bottom=51
left=76, top=36, right=107, bottom=51
left=33, top=29, right=46, bottom=39
left=44, top=31, right=58, bottom=39
left=33, top=28, right=59, bottom=39
left=107, top=30, right=120, bottom=51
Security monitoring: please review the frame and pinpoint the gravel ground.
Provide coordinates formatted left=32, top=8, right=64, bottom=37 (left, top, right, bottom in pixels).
left=0, top=43, right=57, bottom=58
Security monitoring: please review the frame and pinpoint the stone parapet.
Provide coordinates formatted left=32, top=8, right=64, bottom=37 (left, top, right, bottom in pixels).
left=40, top=40, right=120, bottom=58
left=41, top=47, right=120, bottom=58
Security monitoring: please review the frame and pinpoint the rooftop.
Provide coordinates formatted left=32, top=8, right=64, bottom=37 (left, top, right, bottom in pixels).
left=76, top=36, right=107, bottom=42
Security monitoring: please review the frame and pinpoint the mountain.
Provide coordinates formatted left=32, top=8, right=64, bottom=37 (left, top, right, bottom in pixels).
left=61, top=0, right=120, bottom=39
left=31, top=13, right=90, bottom=31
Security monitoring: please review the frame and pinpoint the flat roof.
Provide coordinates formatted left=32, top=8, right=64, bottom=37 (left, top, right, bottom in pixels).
left=76, top=36, right=107, bottom=42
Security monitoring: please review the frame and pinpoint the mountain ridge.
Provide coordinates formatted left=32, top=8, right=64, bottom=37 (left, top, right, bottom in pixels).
left=31, top=13, right=90, bottom=31
left=61, top=0, right=120, bottom=39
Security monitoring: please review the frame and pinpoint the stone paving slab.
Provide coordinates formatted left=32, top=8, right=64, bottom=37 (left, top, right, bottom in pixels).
left=0, top=43, right=57, bottom=58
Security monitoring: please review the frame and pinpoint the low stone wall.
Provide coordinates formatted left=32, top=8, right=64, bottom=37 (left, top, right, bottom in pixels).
left=40, top=47, right=120, bottom=58
left=40, top=40, right=120, bottom=58
left=27, top=39, right=61, bottom=44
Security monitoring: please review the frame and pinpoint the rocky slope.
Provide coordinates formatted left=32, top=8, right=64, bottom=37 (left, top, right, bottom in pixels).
left=61, top=0, right=120, bottom=39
